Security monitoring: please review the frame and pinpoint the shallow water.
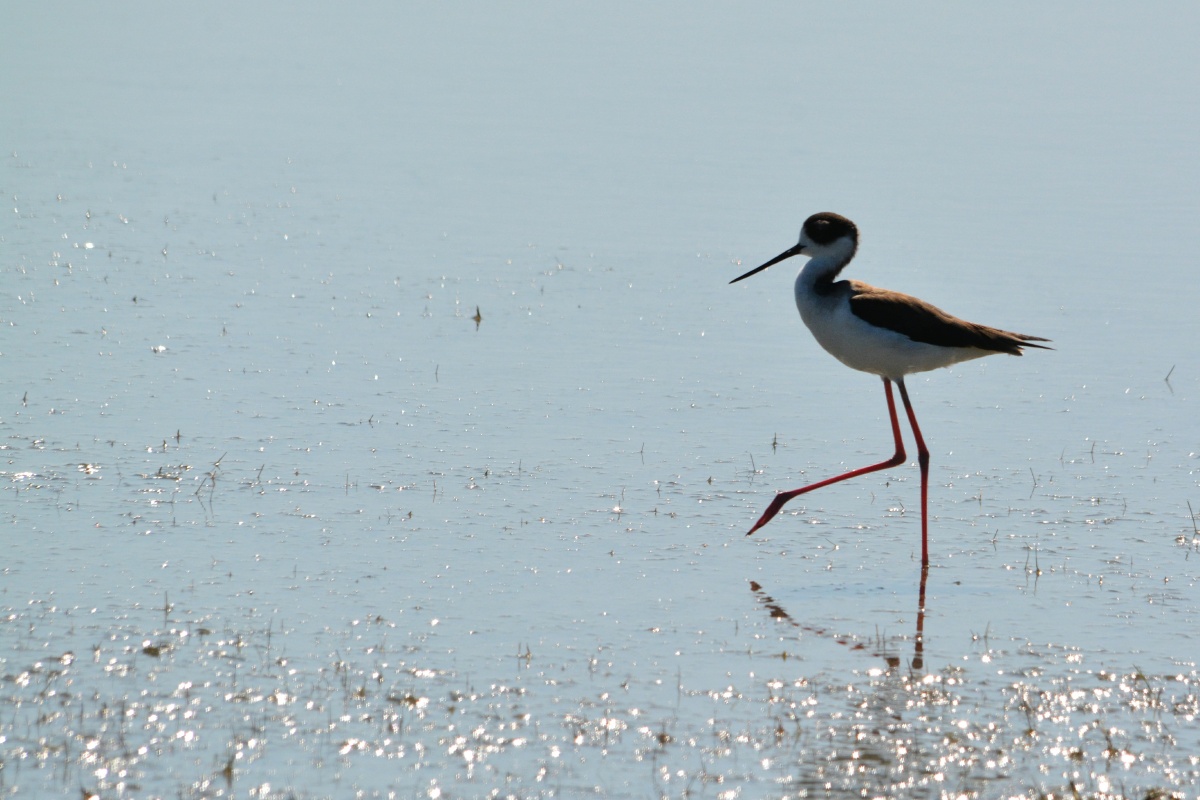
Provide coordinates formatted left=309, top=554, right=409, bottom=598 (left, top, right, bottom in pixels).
left=4, top=3, right=1200, bottom=798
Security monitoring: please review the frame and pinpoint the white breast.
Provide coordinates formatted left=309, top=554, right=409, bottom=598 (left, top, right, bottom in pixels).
left=795, top=276, right=989, bottom=380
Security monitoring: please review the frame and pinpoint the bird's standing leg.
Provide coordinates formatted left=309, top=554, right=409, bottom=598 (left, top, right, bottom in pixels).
left=745, top=377, right=906, bottom=536
left=895, top=378, right=930, bottom=566
left=912, top=562, right=929, bottom=670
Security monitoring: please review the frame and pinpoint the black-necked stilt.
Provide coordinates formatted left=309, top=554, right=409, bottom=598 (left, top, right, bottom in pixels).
left=731, top=212, right=1050, bottom=565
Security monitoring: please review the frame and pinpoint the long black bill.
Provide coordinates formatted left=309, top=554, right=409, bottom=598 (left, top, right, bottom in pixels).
left=729, top=243, right=805, bottom=284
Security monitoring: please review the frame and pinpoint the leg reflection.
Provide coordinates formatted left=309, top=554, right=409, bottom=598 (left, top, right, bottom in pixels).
left=750, top=565, right=930, bottom=672
left=912, top=563, right=928, bottom=671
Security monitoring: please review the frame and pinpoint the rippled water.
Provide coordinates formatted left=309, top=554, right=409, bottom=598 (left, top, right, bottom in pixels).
left=4, top=3, right=1199, bottom=798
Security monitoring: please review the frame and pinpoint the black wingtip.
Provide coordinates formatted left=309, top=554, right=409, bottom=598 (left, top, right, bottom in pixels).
left=1019, top=336, right=1054, bottom=352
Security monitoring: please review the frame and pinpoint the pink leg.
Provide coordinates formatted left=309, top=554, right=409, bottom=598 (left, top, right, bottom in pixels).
left=746, top=378, right=906, bottom=536
left=896, top=378, right=930, bottom=566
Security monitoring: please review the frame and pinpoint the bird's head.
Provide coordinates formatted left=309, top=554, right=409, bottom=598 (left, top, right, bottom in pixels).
left=731, top=212, right=858, bottom=284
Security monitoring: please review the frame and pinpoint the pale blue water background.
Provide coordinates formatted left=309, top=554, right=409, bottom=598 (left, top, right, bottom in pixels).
left=3, top=3, right=1199, bottom=798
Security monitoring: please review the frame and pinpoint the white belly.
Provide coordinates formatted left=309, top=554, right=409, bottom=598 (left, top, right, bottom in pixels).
left=797, top=288, right=989, bottom=380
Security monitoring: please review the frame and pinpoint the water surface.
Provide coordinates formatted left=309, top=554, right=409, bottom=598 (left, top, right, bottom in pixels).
left=3, top=3, right=1199, bottom=797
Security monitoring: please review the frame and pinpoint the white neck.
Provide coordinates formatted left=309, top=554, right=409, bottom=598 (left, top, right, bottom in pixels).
left=796, top=238, right=857, bottom=292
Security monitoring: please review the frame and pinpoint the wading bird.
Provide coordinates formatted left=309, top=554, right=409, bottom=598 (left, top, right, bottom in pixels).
left=731, top=212, right=1050, bottom=565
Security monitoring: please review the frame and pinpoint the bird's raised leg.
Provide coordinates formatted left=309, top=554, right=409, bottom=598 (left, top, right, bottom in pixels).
left=896, top=378, right=930, bottom=566
left=746, top=377, right=906, bottom=536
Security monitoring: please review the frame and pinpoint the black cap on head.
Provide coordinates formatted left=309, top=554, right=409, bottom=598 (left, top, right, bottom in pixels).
left=803, top=212, right=858, bottom=245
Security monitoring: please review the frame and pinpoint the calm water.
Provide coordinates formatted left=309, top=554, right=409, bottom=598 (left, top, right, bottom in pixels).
left=3, top=3, right=1199, bottom=798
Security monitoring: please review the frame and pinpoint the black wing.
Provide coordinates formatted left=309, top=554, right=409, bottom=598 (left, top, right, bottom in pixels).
left=847, top=281, right=1052, bottom=355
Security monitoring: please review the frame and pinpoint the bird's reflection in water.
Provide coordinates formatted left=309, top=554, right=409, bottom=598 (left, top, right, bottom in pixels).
left=750, top=565, right=929, bottom=671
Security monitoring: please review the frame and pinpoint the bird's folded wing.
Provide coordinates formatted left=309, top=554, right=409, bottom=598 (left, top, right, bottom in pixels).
left=848, top=282, right=1051, bottom=355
